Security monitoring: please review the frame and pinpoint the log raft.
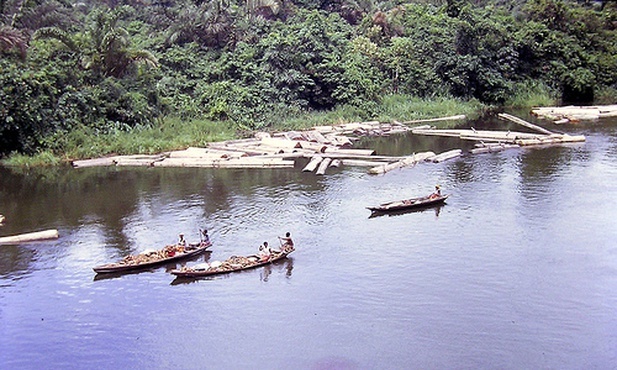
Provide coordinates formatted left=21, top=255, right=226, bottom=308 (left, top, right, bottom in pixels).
left=531, top=105, right=617, bottom=122
left=69, top=113, right=583, bottom=174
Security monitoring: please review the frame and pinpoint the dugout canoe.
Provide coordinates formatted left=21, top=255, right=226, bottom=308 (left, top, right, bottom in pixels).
left=171, top=246, right=294, bottom=278
left=93, top=240, right=212, bottom=274
left=367, top=194, right=449, bottom=214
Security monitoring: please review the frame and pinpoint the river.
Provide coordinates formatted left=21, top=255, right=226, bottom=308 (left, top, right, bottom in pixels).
left=1, top=114, right=616, bottom=369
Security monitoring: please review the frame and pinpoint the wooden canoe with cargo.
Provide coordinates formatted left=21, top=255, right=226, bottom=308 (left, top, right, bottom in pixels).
left=93, top=241, right=212, bottom=274
left=171, top=246, right=294, bottom=278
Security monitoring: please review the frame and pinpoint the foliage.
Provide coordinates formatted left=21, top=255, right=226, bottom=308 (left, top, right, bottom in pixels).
left=1, top=0, right=616, bottom=161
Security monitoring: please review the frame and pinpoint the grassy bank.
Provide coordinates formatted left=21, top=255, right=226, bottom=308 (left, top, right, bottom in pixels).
left=2, top=93, right=552, bottom=168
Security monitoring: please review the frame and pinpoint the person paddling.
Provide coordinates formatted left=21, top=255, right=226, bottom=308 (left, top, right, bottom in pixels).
left=429, top=185, right=441, bottom=199
left=278, top=232, right=294, bottom=252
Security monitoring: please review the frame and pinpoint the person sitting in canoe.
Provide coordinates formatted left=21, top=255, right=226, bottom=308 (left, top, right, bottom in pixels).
left=258, top=241, right=272, bottom=261
left=178, top=234, right=187, bottom=247
left=429, top=185, right=441, bottom=199
left=278, top=232, right=294, bottom=251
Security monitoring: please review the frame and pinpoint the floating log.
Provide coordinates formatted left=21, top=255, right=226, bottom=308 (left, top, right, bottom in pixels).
left=260, top=137, right=303, bottom=150
left=168, top=147, right=246, bottom=159
left=428, top=149, right=463, bottom=163
left=153, top=157, right=294, bottom=168
left=322, top=147, right=376, bottom=156
left=470, top=143, right=520, bottom=154
left=414, top=128, right=541, bottom=142
left=0, top=229, right=59, bottom=245
left=316, top=158, right=332, bottom=175
left=329, top=159, right=342, bottom=168
left=302, top=156, right=323, bottom=172
left=72, top=156, right=120, bottom=168
left=399, top=114, right=466, bottom=125
left=368, top=151, right=435, bottom=175
left=515, top=134, right=586, bottom=146
left=342, top=159, right=392, bottom=167
left=497, top=113, right=554, bottom=135
left=531, top=105, right=617, bottom=121
left=114, top=155, right=167, bottom=167
left=304, top=130, right=329, bottom=144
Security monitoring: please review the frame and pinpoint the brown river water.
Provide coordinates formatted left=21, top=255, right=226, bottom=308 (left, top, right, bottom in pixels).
left=1, top=114, right=616, bottom=369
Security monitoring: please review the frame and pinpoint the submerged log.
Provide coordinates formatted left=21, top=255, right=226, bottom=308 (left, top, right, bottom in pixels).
left=0, top=229, right=59, bottom=245
left=316, top=158, right=332, bottom=175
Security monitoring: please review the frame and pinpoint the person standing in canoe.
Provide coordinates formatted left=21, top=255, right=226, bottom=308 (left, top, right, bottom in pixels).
left=200, top=228, right=209, bottom=242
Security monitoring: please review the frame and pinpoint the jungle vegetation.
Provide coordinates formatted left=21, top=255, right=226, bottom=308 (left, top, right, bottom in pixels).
left=0, top=0, right=615, bottom=162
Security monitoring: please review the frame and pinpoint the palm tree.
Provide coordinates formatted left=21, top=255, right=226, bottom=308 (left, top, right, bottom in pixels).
left=0, top=25, right=27, bottom=59
left=33, top=7, right=158, bottom=78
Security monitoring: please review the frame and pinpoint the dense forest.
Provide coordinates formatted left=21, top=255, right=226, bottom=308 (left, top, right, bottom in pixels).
left=0, top=0, right=615, bottom=159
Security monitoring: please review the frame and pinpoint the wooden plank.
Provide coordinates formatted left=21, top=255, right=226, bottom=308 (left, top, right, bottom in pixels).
left=0, top=229, right=59, bottom=245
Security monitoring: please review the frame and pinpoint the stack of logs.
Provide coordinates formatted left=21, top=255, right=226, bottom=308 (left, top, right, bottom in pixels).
left=531, top=105, right=617, bottom=124
left=71, top=112, right=586, bottom=176
left=412, top=113, right=585, bottom=155
left=71, top=120, right=417, bottom=174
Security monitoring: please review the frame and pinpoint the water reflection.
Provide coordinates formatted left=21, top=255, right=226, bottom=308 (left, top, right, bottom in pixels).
left=0, top=245, right=38, bottom=284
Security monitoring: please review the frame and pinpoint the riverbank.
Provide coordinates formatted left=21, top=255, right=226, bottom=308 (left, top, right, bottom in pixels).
left=1, top=96, right=485, bottom=168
